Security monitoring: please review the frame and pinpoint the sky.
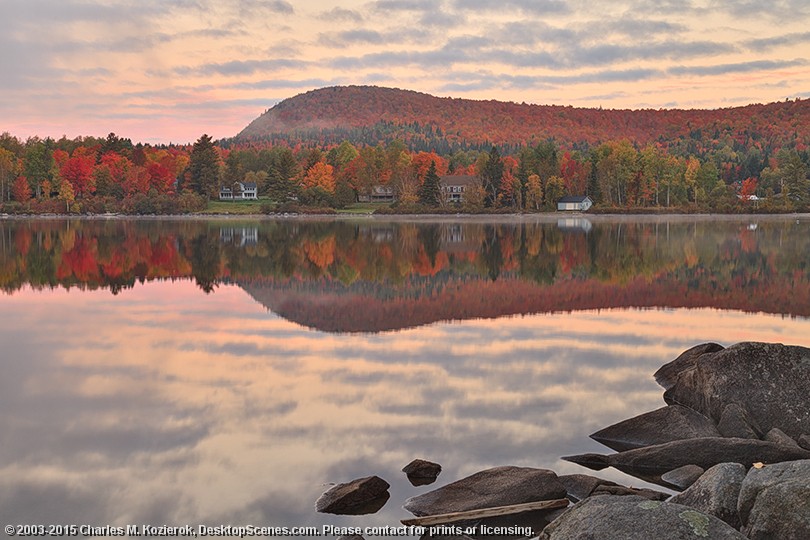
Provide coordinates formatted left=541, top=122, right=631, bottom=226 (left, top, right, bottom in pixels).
left=3, top=0, right=810, bottom=144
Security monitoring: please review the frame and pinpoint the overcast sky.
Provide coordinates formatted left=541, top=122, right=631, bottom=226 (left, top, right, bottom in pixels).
left=3, top=0, right=810, bottom=144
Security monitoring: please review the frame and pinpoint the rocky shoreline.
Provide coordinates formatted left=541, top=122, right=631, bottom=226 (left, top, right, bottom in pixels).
left=316, top=342, right=810, bottom=539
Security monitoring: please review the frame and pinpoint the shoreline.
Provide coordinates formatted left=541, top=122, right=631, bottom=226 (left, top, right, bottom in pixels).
left=2, top=212, right=810, bottom=223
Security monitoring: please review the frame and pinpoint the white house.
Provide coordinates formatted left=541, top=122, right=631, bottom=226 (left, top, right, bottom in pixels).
left=440, top=175, right=479, bottom=203
left=557, top=195, right=593, bottom=212
left=219, top=181, right=258, bottom=201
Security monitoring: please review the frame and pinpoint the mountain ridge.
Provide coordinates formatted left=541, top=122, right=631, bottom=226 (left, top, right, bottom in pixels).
left=235, top=85, right=810, bottom=151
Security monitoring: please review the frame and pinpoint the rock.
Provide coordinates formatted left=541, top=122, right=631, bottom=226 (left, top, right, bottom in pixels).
left=403, top=466, right=567, bottom=517
left=590, top=405, right=720, bottom=452
left=315, top=476, right=390, bottom=515
left=656, top=342, right=810, bottom=439
left=800, top=434, right=810, bottom=451
left=562, top=437, right=810, bottom=488
left=669, top=463, right=746, bottom=529
left=539, top=495, right=747, bottom=539
left=590, top=484, right=669, bottom=501
left=717, top=402, right=760, bottom=439
left=764, top=427, right=800, bottom=448
left=653, top=342, right=725, bottom=390
left=661, top=465, right=705, bottom=491
left=403, top=459, right=442, bottom=486
left=337, top=536, right=364, bottom=540
left=738, top=459, right=810, bottom=539
left=558, top=474, right=667, bottom=502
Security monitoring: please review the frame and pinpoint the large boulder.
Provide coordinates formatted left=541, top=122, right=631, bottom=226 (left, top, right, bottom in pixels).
left=403, top=466, right=566, bottom=517
left=655, top=342, right=810, bottom=439
left=315, top=476, right=390, bottom=515
left=669, top=463, right=746, bottom=529
left=562, top=437, right=810, bottom=488
left=590, top=405, right=720, bottom=452
left=539, top=495, right=747, bottom=539
left=738, top=460, right=810, bottom=539
left=661, top=465, right=705, bottom=491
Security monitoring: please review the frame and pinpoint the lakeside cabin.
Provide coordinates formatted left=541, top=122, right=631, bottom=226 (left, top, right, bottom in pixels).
left=219, top=181, right=258, bottom=201
left=440, top=175, right=479, bottom=203
left=557, top=195, right=593, bottom=212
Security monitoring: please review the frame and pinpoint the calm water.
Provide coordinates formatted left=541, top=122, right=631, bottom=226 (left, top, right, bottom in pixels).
left=1, top=216, right=809, bottom=537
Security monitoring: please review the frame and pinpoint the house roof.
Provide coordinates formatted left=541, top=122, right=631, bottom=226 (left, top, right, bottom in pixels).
left=558, top=195, right=591, bottom=203
left=440, top=175, right=480, bottom=187
left=242, top=182, right=257, bottom=189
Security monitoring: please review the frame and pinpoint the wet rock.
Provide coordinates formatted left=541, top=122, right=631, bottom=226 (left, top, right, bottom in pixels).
left=590, top=405, right=720, bottom=452
left=717, top=402, right=760, bottom=439
left=403, top=459, right=442, bottom=486
left=562, top=437, right=810, bottom=488
left=539, top=495, right=747, bottom=539
left=800, top=434, right=810, bottom=451
left=764, top=427, right=800, bottom=448
left=403, top=466, right=566, bottom=517
left=653, top=342, right=725, bottom=390
left=558, top=474, right=667, bottom=502
left=738, top=459, right=810, bottom=539
left=661, top=465, right=705, bottom=491
left=669, top=463, right=746, bottom=529
left=656, top=342, right=810, bottom=439
left=316, top=476, right=391, bottom=515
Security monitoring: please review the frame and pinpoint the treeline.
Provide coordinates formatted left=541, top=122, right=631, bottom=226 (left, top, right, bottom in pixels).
left=1, top=129, right=809, bottom=214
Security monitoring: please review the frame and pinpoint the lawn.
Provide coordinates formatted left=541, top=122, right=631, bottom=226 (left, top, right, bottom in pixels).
left=336, top=202, right=390, bottom=214
left=203, top=199, right=269, bottom=214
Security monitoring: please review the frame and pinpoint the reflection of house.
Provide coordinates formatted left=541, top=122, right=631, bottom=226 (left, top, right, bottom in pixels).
left=358, top=185, right=395, bottom=202
left=359, top=225, right=395, bottom=243
left=557, top=218, right=593, bottom=233
left=220, top=227, right=258, bottom=247
left=440, top=175, right=479, bottom=203
left=557, top=195, right=593, bottom=211
left=219, top=181, right=258, bottom=200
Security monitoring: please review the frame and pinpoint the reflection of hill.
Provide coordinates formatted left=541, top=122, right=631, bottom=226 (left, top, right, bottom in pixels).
left=238, top=272, right=810, bottom=334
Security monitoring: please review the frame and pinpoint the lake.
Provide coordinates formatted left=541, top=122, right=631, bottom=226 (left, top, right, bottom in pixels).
left=1, top=215, right=809, bottom=538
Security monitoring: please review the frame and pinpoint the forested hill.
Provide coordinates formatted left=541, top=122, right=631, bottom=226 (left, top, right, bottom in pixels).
left=235, top=85, right=810, bottom=153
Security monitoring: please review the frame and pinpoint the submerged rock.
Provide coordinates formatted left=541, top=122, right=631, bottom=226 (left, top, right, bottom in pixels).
left=539, top=495, right=747, bottom=539
left=661, top=465, right=706, bottom=491
left=669, top=463, right=746, bottom=529
left=562, top=437, right=810, bottom=488
left=738, top=460, right=810, bottom=540
left=590, top=405, right=720, bottom=452
left=315, top=476, right=390, bottom=515
left=656, top=342, right=810, bottom=439
left=403, top=466, right=566, bottom=517
left=403, top=459, right=442, bottom=486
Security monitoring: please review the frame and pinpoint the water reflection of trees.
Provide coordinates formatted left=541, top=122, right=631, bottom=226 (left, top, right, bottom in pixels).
left=1, top=219, right=809, bottom=320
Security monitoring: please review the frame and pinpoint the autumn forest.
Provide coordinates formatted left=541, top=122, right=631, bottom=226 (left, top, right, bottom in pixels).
left=1, top=86, right=809, bottom=214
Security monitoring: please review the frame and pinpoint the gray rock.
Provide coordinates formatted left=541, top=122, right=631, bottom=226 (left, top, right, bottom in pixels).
left=669, top=463, right=746, bottom=529
left=656, top=342, right=810, bottom=439
left=590, top=405, right=720, bottom=452
left=562, top=437, right=810, bottom=488
left=654, top=342, right=725, bottom=390
left=403, top=466, right=566, bottom=517
left=661, top=465, right=705, bottom=491
left=539, top=495, right=747, bottom=539
left=738, top=459, right=810, bottom=539
left=800, top=434, right=810, bottom=451
left=403, top=459, right=442, bottom=486
left=717, top=402, right=760, bottom=439
left=337, top=536, right=364, bottom=540
left=764, top=427, right=800, bottom=448
left=558, top=474, right=667, bottom=502
left=315, top=476, right=390, bottom=515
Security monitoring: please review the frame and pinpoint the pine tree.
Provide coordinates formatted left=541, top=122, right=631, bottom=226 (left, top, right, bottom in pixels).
left=418, top=161, right=442, bottom=206
left=187, top=134, right=221, bottom=198
left=482, top=146, right=504, bottom=207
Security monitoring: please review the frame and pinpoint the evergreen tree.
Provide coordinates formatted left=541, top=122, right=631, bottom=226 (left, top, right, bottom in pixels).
left=418, top=161, right=442, bottom=206
left=187, top=134, right=221, bottom=198
left=482, top=146, right=504, bottom=207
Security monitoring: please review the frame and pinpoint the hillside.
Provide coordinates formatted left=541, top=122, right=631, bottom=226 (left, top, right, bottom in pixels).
left=235, top=85, right=810, bottom=152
